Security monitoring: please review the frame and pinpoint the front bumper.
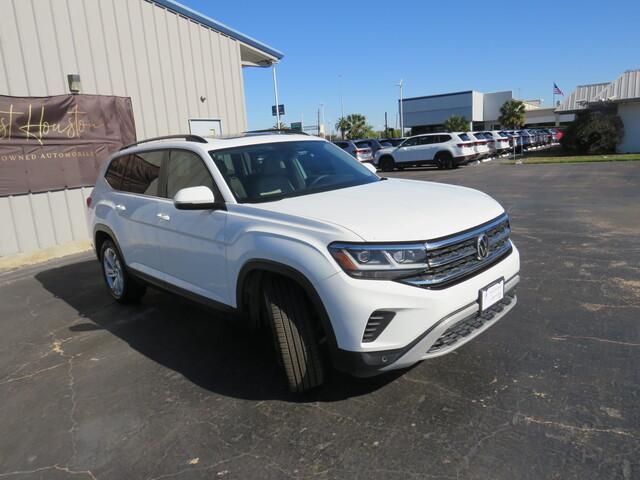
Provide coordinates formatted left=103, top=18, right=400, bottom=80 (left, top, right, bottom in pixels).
left=333, top=276, right=518, bottom=376
left=319, top=244, right=520, bottom=377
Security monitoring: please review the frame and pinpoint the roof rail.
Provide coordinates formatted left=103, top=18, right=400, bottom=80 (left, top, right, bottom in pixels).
left=243, top=128, right=309, bottom=136
left=120, top=134, right=208, bottom=150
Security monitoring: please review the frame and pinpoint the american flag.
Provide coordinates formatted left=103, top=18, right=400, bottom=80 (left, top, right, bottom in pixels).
left=553, top=83, right=564, bottom=96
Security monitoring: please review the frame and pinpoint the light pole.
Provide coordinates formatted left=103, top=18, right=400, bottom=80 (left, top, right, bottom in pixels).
left=272, top=64, right=280, bottom=127
left=338, top=74, right=344, bottom=139
left=397, top=79, right=404, bottom=136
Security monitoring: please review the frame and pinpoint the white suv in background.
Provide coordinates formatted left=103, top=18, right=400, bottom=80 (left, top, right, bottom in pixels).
left=374, top=133, right=476, bottom=171
left=87, top=133, right=520, bottom=392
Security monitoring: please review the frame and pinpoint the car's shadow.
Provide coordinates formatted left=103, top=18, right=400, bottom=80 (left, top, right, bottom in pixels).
left=36, top=259, right=405, bottom=402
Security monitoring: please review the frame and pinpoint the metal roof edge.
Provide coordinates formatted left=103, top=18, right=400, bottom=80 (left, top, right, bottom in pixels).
left=402, top=90, right=474, bottom=102
left=152, top=0, right=284, bottom=60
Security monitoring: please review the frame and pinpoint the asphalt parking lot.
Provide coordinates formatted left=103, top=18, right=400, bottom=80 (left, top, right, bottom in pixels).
left=1, top=161, right=639, bottom=480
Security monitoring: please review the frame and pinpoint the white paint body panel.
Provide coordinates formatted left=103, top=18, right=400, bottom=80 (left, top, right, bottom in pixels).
left=89, top=135, right=520, bottom=363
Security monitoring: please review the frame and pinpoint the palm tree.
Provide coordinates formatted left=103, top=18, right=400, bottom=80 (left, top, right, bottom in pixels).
left=273, top=121, right=288, bottom=130
left=335, top=117, right=349, bottom=139
left=335, top=114, right=370, bottom=139
left=443, top=115, right=469, bottom=132
left=498, top=100, right=526, bottom=129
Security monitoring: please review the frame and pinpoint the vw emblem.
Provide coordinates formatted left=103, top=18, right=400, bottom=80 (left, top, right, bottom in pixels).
left=476, top=234, right=489, bottom=260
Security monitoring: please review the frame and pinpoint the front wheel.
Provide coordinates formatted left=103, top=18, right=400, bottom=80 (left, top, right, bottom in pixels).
left=100, top=240, right=146, bottom=303
left=263, top=276, right=325, bottom=393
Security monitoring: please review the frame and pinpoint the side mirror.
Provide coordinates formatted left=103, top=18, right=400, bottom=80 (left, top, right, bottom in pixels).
left=173, top=186, right=218, bottom=210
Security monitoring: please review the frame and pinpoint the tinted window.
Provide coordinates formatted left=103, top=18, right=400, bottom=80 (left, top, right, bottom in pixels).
left=439, top=135, right=451, bottom=142
left=355, top=141, right=371, bottom=148
left=402, top=137, right=419, bottom=147
left=166, top=150, right=215, bottom=199
left=458, top=133, right=471, bottom=141
left=105, top=155, right=128, bottom=190
left=334, top=142, right=349, bottom=149
left=119, top=151, right=164, bottom=196
left=210, top=141, right=378, bottom=203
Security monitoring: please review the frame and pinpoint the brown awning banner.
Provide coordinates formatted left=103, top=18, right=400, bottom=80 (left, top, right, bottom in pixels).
left=0, top=94, right=136, bottom=196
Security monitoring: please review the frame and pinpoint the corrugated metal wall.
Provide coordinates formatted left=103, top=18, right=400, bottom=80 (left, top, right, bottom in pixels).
left=0, top=0, right=250, bottom=256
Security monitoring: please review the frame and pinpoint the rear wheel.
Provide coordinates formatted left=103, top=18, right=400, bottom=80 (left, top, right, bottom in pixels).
left=100, top=240, right=146, bottom=303
left=263, top=276, right=325, bottom=393
left=435, top=152, right=454, bottom=170
left=379, top=155, right=395, bottom=172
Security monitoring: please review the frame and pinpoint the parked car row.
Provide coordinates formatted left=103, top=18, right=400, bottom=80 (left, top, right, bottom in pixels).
left=500, top=128, right=560, bottom=152
left=334, top=127, right=560, bottom=172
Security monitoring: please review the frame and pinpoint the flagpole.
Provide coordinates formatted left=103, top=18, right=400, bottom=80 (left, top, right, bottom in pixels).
left=552, top=82, right=555, bottom=110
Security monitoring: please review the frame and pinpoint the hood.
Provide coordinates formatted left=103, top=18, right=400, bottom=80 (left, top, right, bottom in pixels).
left=249, top=178, right=505, bottom=242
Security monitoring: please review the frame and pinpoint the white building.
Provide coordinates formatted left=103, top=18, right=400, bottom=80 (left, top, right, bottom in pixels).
left=555, top=70, right=640, bottom=153
left=401, top=90, right=512, bottom=134
left=0, top=0, right=282, bottom=259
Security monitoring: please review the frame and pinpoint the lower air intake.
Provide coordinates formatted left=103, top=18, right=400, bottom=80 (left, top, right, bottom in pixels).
left=362, top=311, right=395, bottom=343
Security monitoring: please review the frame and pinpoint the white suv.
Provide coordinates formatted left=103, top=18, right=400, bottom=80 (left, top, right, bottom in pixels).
left=87, top=133, right=520, bottom=392
left=373, top=133, right=475, bottom=171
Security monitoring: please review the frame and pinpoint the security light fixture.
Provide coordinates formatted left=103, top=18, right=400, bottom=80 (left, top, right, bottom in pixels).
left=67, top=74, right=81, bottom=94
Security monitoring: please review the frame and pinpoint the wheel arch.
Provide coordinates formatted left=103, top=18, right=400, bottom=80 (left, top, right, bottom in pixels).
left=236, top=259, right=339, bottom=351
left=93, top=224, right=127, bottom=264
left=435, top=150, right=453, bottom=159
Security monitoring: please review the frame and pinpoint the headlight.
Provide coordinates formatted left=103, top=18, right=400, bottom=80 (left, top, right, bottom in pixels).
left=328, top=242, right=428, bottom=280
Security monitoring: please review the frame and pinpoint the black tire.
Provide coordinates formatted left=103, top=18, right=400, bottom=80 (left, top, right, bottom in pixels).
left=263, top=276, right=325, bottom=393
left=435, top=152, right=454, bottom=170
left=379, top=155, right=395, bottom=172
left=99, top=239, right=146, bottom=304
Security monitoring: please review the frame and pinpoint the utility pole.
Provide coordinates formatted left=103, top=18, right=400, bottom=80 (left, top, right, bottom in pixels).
left=272, top=64, right=280, bottom=127
left=317, top=107, right=321, bottom=137
left=384, top=112, right=388, bottom=136
left=397, top=79, right=404, bottom=136
left=320, top=103, right=325, bottom=138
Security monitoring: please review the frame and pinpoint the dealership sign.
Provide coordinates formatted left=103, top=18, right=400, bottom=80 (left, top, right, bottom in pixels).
left=0, top=94, right=136, bottom=196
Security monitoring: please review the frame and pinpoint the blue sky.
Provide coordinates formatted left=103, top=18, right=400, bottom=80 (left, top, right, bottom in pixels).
left=187, top=0, right=640, bottom=131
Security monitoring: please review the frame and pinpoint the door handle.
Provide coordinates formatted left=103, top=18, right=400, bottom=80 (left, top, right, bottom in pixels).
left=115, top=204, right=126, bottom=212
left=156, top=213, right=170, bottom=221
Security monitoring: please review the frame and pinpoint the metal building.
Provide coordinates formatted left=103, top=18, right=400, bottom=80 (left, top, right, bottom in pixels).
left=556, top=70, right=640, bottom=153
left=402, top=90, right=512, bottom=134
left=0, top=0, right=283, bottom=258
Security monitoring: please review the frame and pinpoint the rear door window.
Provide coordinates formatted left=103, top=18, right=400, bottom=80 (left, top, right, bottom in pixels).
left=165, top=150, right=216, bottom=199
left=458, top=133, right=471, bottom=142
left=105, top=155, right=129, bottom=190
left=119, top=151, right=165, bottom=196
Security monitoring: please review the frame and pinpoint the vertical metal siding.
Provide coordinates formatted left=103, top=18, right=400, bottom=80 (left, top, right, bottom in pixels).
left=0, top=0, right=250, bottom=256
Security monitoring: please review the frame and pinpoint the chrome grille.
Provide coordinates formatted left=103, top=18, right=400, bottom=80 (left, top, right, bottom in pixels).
left=428, top=290, right=516, bottom=353
left=402, top=214, right=512, bottom=288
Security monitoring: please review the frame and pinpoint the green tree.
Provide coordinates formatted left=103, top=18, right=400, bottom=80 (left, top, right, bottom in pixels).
left=336, top=117, right=349, bottom=139
left=335, top=114, right=372, bottom=139
left=443, top=115, right=469, bottom=132
left=273, top=121, right=287, bottom=130
left=382, top=128, right=402, bottom=138
left=498, top=100, right=526, bottom=129
left=560, top=110, right=623, bottom=154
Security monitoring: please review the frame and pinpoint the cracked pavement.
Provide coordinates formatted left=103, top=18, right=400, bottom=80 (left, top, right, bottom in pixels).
left=1, top=161, right=639, bottom=479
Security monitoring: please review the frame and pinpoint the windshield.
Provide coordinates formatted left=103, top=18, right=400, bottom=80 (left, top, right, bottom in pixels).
left=209, top=140, right=379, bottom=203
